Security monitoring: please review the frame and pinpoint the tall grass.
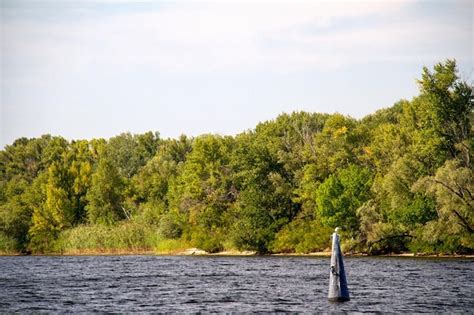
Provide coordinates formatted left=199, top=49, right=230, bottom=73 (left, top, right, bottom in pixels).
left=56, top=221, right=159, bottom=254
left=56, top=221, right=193, bottom=254
left=153, top=238, right=192, bottom=254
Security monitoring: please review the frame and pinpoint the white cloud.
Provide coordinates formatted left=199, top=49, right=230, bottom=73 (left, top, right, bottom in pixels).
left=1, top=0, right=471, bottom=80
left=1, top=0, right=471, bottom=147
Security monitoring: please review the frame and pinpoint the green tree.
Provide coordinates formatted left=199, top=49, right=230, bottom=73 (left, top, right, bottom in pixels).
left=132, top=137, right=192, bottom=225
left=418, top=59, right=472, bottom=158
left=413, top=159, right=474, bottom=251
left=0, top=177, right=36, bottom=252
left=29, top=163, right=75, bottom=252
left=0, top=136, right=69, bottom=252
left=312, top=114, right=361, bottom=177
left=229, top=128, right=299, bottom=253
left=65, top=140, right=94, bottom=224
left=168, top=135, right=234, bottom=252
left=380, top=156, right=437, bottom=227
left=133, top=136, right=192, bottom=207
left=105, top=132, right=159, bottom=180
left=86, top=159, right=126, bottom=225
left=315, top=164, right=372, bottom=233
left=1, top=59, right=472, bottom=255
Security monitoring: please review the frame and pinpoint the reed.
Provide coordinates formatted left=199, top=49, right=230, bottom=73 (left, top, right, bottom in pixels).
left=55, top=221, right=197, bottom=255
left=56, top=221, right=159, bottom=253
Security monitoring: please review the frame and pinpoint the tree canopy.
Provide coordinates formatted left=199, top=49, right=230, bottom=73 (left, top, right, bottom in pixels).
left=1, top=60, right=472, bottom=255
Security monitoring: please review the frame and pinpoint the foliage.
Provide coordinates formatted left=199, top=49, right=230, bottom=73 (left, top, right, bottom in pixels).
left=85, top=159, right=126, bottom=225
left=271, top=218, right=333, bottom=253
left=0, top=60, right=472, bottom=255
left=29, top=163, right=75, bottom=253
left=0, top=232, right=17, bottom=254
left=315, top=164, right=372, bottom=233
left=412, top=158, right=474, bottom=252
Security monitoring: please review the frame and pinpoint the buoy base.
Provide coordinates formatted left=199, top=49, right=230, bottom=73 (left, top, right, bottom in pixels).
left=328, top=296, right=350, bottom=303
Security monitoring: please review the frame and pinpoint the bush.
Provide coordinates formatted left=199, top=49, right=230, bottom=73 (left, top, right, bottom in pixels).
left=158, top=212, right=183, bottom=239
left=140, top=202, right=165, bottom=226
left=270, top=219, right=333, bottom=254
left=0, top=232, right=17, bottom=254
left=191, top=226, right=224, bottom=253
left=407, top=221, right=474, bottom=255
left=363, top=222, right=411, bottom=255
left=229, top=205, right=274, bottom=254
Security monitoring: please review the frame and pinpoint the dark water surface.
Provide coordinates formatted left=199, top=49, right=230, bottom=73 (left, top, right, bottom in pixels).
left=1, top=255, right=473, bottom=312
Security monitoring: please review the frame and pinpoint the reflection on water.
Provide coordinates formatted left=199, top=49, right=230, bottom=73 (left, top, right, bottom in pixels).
left=0, top=255, right=473, bottom=312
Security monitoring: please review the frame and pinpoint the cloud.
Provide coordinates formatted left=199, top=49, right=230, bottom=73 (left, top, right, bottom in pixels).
left=1, top=0, right=471, bottom=81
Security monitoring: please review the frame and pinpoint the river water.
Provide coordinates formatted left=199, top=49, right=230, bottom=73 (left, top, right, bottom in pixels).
left=0, top=255, right=473, bottom=312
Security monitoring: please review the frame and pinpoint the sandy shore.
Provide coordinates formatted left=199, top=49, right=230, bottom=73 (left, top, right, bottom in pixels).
left=174, top=248, right=256, bottom=256
left=2, top=248, right=473, bottom=258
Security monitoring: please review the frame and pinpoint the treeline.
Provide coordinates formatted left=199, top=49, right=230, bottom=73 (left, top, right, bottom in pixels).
left=1, top=60, right=472, bottom=255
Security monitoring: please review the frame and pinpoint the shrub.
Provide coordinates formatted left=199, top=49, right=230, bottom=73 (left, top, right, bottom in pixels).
left=0, top=232, right=17, bottom=254
left=271, top=219, right=333, bottom=254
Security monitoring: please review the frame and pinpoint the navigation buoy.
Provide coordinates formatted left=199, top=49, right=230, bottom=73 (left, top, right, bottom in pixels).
left=328, top=227, right=350, bottom=302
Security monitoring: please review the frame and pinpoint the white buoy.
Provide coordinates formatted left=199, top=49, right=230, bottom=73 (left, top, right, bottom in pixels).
left=328, top=227, right=350, bottom=302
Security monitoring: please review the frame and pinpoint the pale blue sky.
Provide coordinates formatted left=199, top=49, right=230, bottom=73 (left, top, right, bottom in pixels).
left=1, top=0, right=472, bottom=148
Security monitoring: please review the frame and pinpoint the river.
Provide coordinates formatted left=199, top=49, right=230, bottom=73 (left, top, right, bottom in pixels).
left=0, top=255, right=473, bottom=312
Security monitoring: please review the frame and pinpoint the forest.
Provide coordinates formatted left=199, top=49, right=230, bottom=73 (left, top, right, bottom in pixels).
left=0, top=60, right=472, bottom=255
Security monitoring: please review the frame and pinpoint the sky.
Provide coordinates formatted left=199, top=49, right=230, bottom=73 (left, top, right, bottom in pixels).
left=1, top=0, right=472, bottom=148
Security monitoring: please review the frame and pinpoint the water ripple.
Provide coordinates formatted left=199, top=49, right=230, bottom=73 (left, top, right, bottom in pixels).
left=0, top=256, right=473, bottom=312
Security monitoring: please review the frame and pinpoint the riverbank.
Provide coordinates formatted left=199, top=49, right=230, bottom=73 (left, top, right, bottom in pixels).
left=2, top=248, right=473, bottom=258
